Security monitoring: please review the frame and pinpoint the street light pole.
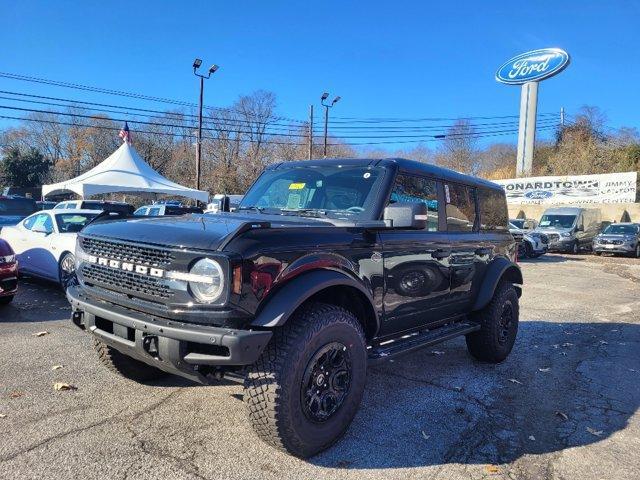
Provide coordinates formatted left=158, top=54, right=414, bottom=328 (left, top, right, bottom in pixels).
left=321, top=92, right=340, bottom=158
left=193, top=58, right=219, bottom=192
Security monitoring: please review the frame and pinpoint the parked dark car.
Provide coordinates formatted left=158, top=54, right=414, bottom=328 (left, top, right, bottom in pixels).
left=68, top=158, right=521, bottom=457
left=0, top=195, right=37, bottom=232
left=0, top=238, right=18, bottom=305
left=593, top=223, right=640, bottom=257
left=36, top=201, right=58, bottom=210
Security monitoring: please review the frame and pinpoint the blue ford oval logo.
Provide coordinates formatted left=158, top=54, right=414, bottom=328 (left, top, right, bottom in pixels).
left=496, top=48, right=570, bottom=85
left=524, top=190, right=553, bottom=199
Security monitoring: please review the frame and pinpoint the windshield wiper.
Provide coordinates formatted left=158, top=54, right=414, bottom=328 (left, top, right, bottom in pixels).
left=280, top=208, right=328, bottom=217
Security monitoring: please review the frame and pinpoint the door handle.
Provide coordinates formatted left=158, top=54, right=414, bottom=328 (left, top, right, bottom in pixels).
left=432, top=249, right=451, bottom=259
left=475, top=247, right=492, bottom=256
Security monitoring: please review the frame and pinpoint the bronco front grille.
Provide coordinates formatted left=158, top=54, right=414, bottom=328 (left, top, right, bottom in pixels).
left=81, top=237, right=174, bottom=268
left=82, top=263, right=173, bottom=299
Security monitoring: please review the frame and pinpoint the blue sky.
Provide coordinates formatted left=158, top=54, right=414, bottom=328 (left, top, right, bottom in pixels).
left=1, top=0, right=638, bottom=149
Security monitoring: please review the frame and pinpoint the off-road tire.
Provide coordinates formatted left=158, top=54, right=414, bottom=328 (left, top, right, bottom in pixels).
left=243, top=302, right=367, bottom=458
left=93, top=339, right=168, bottom=382
left=466, top=281, right=519, bottom=363
left=0, top=295, right=14, bottom=305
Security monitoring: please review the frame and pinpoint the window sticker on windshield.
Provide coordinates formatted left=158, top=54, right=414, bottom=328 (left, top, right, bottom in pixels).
left=539, top=220, right=551, bottom=226
left=286, top=193, right=302, bottom=209
left=289, top=182, right=306, bottom=190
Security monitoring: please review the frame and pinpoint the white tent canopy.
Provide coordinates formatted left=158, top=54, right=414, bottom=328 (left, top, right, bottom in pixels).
left=42, top=142, right=209, bottom=203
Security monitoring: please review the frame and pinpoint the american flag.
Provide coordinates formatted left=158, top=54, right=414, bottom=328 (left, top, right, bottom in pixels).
left=119, top=122, right=131, bottom=143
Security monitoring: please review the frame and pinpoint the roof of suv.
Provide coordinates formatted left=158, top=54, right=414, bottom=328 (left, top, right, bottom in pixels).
left=267, top=158, right=503, bottom=191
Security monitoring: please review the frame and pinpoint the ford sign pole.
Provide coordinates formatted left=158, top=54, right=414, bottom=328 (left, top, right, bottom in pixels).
left=516, top=82, right=539, bottom=177
left=496, top=48, right=570, bottom=177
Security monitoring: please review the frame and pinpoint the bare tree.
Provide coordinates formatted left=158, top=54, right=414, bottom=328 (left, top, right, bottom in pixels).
left=436, top=119, right=480, bottom=175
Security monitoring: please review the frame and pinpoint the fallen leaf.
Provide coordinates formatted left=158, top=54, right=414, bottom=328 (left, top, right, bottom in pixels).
left=508, top=378, right=522, bottom=385
left=0, top=413, right=6, bottom=418
left=528, top=435, right=536, bottom=441
left=538, top=367, right=551, bottom=372
left=421, top=430, right=430, bottom=440
left=51, top=365, right=64, bottom=371
left=32, top=331, right=49, bottom=337
left=561, top=342, right=573, bottom=347
left=452, top=386, right=463, bottom=392
left=431, top=350, right=445, bottom=356
left=555, top=411, right=568, bottom=421
left=484, top=464, right=500, bottom=474
left=9, top=391, right=24, bottom=398
left=598, top=340, right=608, bottom=345
left=53, top=383, right=77, bottom=392
left=586, top=427, right=603, bottom=437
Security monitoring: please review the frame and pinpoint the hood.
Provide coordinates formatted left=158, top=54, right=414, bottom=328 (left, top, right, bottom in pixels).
left=0, top=215, right=26, bottom=227
left=535, top=226, right=573, bottom=235
left=81, top=212, right=333, bottom=251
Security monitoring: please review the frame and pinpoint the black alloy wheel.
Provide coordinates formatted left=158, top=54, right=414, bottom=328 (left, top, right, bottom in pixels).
left=301, top=342, right=352, bottom=423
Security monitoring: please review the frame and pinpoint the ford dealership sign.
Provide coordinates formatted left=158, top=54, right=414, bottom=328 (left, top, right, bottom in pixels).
left=496, top=48, right=570, bottom=85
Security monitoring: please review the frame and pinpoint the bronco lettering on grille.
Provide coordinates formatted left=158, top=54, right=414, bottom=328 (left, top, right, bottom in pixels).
left=86, top=256, right=164, bottom=278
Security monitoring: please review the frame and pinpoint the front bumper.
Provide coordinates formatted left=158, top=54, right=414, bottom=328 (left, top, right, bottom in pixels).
left=547, top=239, right=574, bottom=252
left=0, top=264, right=18, bottom=297
left=593, top=243, right=636, bottom=254
left=67, top=285, right=272, bottom=383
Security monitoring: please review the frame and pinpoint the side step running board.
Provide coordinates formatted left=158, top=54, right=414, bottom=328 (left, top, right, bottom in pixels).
left=368, top=322, right=480, bottom=363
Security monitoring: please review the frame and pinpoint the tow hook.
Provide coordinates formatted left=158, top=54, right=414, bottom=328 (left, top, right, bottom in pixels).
left=142, top=335, right=160, bottom=358
left=72, top=310, right=85, bottom=329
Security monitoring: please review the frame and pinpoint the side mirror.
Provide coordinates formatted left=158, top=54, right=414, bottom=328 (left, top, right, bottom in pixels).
left=383, top=202, right=428, bottom=229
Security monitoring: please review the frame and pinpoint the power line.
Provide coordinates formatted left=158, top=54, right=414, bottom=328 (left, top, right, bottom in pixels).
left=0, top=113, right=557, bottom=147
left=0, top=104, right=558, bottom=141
left=0, top=71, right=308, bottom=124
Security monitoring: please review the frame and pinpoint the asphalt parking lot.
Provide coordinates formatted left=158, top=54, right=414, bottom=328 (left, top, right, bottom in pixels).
left=0, top=254, right=639, bottom=480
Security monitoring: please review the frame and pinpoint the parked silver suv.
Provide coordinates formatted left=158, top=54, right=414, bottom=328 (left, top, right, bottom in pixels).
left=593, top=223, right=640, bottom=257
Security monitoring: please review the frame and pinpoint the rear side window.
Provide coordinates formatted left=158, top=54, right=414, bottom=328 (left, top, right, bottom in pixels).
left=148, top=207, right=162, bottom=216
left=389, top=174, right=439, bottom=231
left=478, top=187, right=509, bottom=232
left=445, top=183, right=477, bottom=232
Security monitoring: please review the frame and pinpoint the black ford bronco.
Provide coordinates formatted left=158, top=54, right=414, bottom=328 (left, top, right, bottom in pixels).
left=68, top=158, right=521, bottom=457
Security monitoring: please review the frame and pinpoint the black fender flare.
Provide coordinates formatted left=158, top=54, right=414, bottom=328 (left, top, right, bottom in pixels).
left=250, top=269, right=378, bottom=332
left=472, top=257, right=523, bottom=311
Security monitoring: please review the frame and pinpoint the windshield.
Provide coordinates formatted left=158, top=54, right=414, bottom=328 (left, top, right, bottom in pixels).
left=510, top=219, right=525, bottom=229
left=538, top=214, right=576, bottom=229
left=0, top=198, right=37, bottom=216
left=603, top=224, right=639, bottom=235
left=239, top=165, right=386, bottom=218
left=55, top=213, right=98, bottom=233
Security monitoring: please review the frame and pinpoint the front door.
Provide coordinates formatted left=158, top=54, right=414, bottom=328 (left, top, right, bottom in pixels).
left=379, top=173, right=451, bottom=338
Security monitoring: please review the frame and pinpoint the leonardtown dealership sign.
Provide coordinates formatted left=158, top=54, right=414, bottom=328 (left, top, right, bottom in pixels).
left=494, top=172, right=638, bottom=205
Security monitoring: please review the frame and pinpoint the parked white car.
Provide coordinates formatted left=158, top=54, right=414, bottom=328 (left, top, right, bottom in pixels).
left=0, top=209, right=99, bottom=287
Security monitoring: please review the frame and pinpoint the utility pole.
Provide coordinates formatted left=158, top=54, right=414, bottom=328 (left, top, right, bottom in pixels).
left=320, top=92, right=341, bottom=158
left=192, top=58, right=219, bottom=192
left=308, top=105, right=313, bottom=160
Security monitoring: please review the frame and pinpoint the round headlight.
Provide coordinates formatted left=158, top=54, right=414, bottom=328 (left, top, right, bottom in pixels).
left=189, top=258, right=224, bottom=303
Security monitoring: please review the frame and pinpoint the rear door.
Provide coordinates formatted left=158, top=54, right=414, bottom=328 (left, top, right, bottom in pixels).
left=379, top=173, right=451, bottom=337
left=444, top=182, right=480, bottom=307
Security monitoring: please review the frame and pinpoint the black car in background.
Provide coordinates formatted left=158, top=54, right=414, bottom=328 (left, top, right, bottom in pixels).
left=68, top=158, right=521, bottom=457
left=0, top=195, right=37, bottom=232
